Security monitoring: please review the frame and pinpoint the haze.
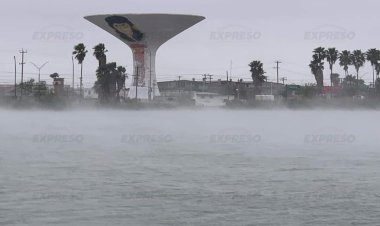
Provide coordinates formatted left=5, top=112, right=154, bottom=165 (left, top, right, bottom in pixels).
left=1, top=0, right=380, bottom=86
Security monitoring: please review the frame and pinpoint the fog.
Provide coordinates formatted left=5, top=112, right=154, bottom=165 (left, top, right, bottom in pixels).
left=1, top=109, right=380, bottom=225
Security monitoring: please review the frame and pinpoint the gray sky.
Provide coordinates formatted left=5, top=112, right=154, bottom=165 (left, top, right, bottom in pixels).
left=1, top=0, right=380, bottom=88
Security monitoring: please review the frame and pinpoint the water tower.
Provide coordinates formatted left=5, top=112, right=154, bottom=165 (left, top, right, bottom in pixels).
left=84, top=14, right=205, bottom=99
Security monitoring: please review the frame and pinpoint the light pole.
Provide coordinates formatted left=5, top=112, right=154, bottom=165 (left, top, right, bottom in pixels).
left=30, top=61, right=48, bottom=83
left=30, top=61, right=48, bottom=99
left=14, top=56, right=17, bottom=98
left=72, top=56, right=75, bottom=93
left=148, top=50, right=152, bottom=101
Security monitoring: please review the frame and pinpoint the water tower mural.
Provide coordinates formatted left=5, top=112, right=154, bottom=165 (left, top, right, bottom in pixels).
left=84, top=14, right=205, bottom=99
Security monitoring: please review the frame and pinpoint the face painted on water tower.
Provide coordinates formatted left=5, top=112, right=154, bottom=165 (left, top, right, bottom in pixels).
left=105, top=16, right=144, bottom=43
left=113, top=23, right=134, bottom=39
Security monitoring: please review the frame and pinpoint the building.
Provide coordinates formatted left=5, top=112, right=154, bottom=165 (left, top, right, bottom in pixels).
left=158, top=79, right=285, bottom=100
left=53, top=78, right=65, bottom=97
left=84, top=14, right=205, bottom=100
left=0, top=85, right=16, bottom=97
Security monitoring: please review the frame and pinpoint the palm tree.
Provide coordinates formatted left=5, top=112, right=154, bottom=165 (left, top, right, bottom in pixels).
left=366, top=48, right=380, bottom=87
left=350, top=50, right=366, bottom=87
left=309, top=55, right=324, bottom=90
left=313, top=47, right=326, bottom=62
left=49, top=73, right=59, bottom=80
left=249, top=61, right=266, bottom=86
left=116, top=66, right=127, bottom=100
left=339, top=50, right=352, bottom=76
left=309, top=47, right=326, bottom=92
left=325, top=48, right=338, bottom=87
left=249, top=60, right=266, bottom=95
left=375, top=63, right=380, bottom=90
left=73, top=43, right=88, bottom=98
left=93, top=43, right=108, bottom=67
left=375, top=63, right=380, bottom=80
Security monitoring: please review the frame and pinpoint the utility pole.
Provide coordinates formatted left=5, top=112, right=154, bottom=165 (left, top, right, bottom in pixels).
left=80, top=63, right=83, bottom=99
left=202, top=74, right=207, bottom=92
left=202, top=74, right=207, bottom=81
left=14, top=56, right=17, bottom=99
left=207, top=74, right=213, bottom=83
left=230, top=60, right=233, bottom=82
left=19, top=49, right=27, bottom=100
left=178, top=75, right=182, bottom=93
left=274, top=60, right=282, bottom=84
left=237, top=78, right=241, bottom=100
left=153, top=79, right=156, bottom=98
left=72, top=56, right=75, bottom=93
left=227, top=71, right=231, bottom=101
left=148, top=51, right=152, bottom=101
left=281, top=77, right=287, bottom=85
left=135, top=66, right=139, bottom=100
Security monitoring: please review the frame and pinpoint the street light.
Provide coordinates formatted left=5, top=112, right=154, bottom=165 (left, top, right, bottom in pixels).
left=30, top=61, right=48, bottom=99
left=30, top=61, right=48, bottom=82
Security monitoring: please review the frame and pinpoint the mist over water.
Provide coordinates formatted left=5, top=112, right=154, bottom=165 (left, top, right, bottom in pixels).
left=1, top=109, right=380, bottom=225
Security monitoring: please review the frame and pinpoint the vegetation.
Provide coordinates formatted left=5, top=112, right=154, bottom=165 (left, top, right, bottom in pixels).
left=339, top=50, right=351, bottom=76
left=73, top=43, right=88, bottom=98
left=49, top=73, right=59, bottom=80
left=92, top=43, right=127, bottom=104
left=8, top=41, right=380, bottom=110
left=350, top=50, right=366, bottom=87
left=325, top=48, right=338, bottom=87
left=93, top=43, right=107, bottom=67
left=309, top=47, right=325, bottom=91
left=366, top=49, right=380, bottom=86
left=249, top=60, right=266, bottom=95
left=249, top=61, right=266, bottom=86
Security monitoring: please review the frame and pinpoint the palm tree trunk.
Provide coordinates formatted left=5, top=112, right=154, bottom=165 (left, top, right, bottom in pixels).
left=373, top=66, right=375, bottom=89
left=80, top=63, right=83, bottom=99
left=356, top=69, right=359, bottom=92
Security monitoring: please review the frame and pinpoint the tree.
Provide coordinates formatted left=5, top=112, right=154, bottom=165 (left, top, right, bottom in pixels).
left=342, top=75, right=364, bottom=96
left=249, top=60, right=266, bottom=95
left=309, top=57, right=324, bottom=90
left=94, top=62, right=122, bottom=103
left=339, top=50, right=352, bottom=76
left=309, top=47, right=326, bottom=92
left=73, top=43, right=88, bottom=98
left=22, top=78, right=35, bottom=96
left=116, top=66, right=127, bottom=100
left=93, top=43, right=108, bottom=67
left=331, top=73, right=340, bottom=87
left=376, top=78, right=380, bottom=95
left=325, top=48, right=338, bottom=87
left=350, top=50, right=366, bottom=87
left=366, top=48, right=380, bottom=87
left=375, top=64, right=380, bottom=93
left=376, top=63, right=380, bottom=80
left=249, top=60, right=266, bottom=86
left=49, top=73, right=59, bottom=79
left=313, top=47, right=326, bottom=62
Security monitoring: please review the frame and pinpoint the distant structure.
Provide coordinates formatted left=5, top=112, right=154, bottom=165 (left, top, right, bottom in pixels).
left=53, top=78, right=65, bottom=97
left=84, top=14, right=205, bottom=99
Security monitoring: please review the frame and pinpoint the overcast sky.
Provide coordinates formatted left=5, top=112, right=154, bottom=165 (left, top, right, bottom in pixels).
left=1, top=0, right=380, bottom=88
